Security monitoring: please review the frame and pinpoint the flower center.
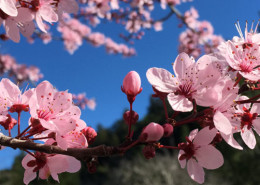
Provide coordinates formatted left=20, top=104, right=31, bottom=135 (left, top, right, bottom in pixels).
left=237, top=106, right=258, bottom=130
left=37, top=108, right=55, bottom=121
left=178, top=137, right=196, bottom=160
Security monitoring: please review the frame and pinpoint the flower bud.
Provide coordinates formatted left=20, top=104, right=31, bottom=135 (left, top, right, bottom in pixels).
left=81, top=126, right=97, bottom=145
left=139, top=122, right=164, bottom=142
left=142, top=145, right=156, bottom=159
left=162, top=123, right=173, bottom=137
left=121, top=71, right=142, bottom=103
left=0, top=114, right=17, bottom=130
left=123, top=110, right=139, bottom=125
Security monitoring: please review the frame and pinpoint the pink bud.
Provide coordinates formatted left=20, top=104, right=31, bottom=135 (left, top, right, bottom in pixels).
left=142, top=145, right=156, bottom=159
left=162, top=123, right=173, bottom=137
left=81, top=127, right=97, bottom=145
left=139, top=122, right=164, bottom=142
left=123, top=110, right=139, bottom=125
left=121, top=71, right=142, bottom=98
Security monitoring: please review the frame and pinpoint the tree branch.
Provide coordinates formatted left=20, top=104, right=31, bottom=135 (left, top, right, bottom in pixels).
left=0, top=134, right=122, bottom=161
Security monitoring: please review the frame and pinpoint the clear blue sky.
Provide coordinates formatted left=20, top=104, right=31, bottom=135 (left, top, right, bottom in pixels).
left=0, top=0, right=260, bottom=170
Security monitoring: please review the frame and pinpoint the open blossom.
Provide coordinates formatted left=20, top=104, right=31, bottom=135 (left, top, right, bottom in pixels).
left=22, top=152, right=81, bottom=184
left=29, top=81, right=84, bottom=136
left=218, top=21, right=260, bottom=82
left=178, top=127, right=224, bottom=184
left=146, top=52, right=223, bottom=112
left=31, top=0, right=58, bottom=33
left=224, top=96, right=260, bottom=149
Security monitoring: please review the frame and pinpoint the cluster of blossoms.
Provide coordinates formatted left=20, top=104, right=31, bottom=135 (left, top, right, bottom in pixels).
left=143, top=22, right=260, bottom=183
left=0, top=0, right=222, bottom=57
left=72, top=93, right=96, bottom=110
left=56, top=14, right=136, bottom=55
left=178, top=7, right=224, bottom=58
left=0, top=78, right=97, bottom=184
left=0, top=54, right=43, bottom=83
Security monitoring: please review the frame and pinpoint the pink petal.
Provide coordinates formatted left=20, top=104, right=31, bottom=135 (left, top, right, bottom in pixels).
left=188, top=129, right=198, bottom=141
left=193, top=126, right=217, bottom=146
left=0, top=0, right=17, bottom=17
left=4, top=19, right=20, bottom=43
left=213, top=110, right=232, bottom=135
left=241, top=128, right=256, bottom=149
left=167, top=93, right=193, bottom=112
left=15, top=7, right=34, bottom=22
left=39, top=166, right=50, bottom=180
left=195, top=145, right=224, bottom=169
left=221, top=132, right=243, bottom=150
left=39, top=6, right=58, bottom=23
left=66, top=156, right=81, bottom=173
left=173, top=52, right=194, bottom=79
left=20, top=21, right=35, bottom=38
left=146, top=68, right=177, bottom=93
left=36, top=13, right=47, bottom=33
left=59, top=0, right=79, bottom=14
left=187, top=158, right=205, bottom=184
left=21, top=154, right=34, bottom=169
left=23, top=168, right=37, bottom=185
left=253, top=118, right=260, bottom=136
left=178, top=150, right=186, bottom=168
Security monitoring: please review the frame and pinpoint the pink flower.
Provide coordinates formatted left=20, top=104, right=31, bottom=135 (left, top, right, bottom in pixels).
left=178, top=127, right=224, bottom=184
left=139, top=122, right=164, bottom=142
left=32, top=0, right=58, bottom=33
left=226, top=96, right=260, bottom=149
left=122, top=71, right=142, bottom=97
left=218, top=21, right=260, bottom=81
left=22, top=152, right=81, bottom=184
left=146, top=53, right=223, bottom=112
left=29, top=81, right=82, bottom=135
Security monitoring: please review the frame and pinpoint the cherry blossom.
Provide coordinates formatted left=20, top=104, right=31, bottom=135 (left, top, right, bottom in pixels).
left=178, top=127, right=224, bottom=184
left=22, top=152, right=81, bottom=184
left=146, top=52, right=223, bottom=112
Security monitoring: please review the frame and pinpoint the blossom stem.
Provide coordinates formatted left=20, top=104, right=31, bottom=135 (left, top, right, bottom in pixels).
left=17, top=112, right=21, bottom=135
left=236, top=93, right=260, bottom=104
left=162, top=98, right=169, bottom=120
left=121, top=139, right=140, bottom=152
left=127, top=102, right=133, bottom=139
left=159, top=145, right=179, bottom=150
left=16, top=125, right=32, bottom=138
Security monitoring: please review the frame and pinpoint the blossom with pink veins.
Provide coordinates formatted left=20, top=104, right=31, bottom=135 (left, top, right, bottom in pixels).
left=0, top=8, right=34, bottom=42
left=225, top=96, right=260, bottom=149
left=178, top=127, right=224, bottom=184
left=0, top=0, right=17, bottom=17
left=0, top=78, right=33, bottom=120
left=22, top=152, right=81, bottom=184
left=210, top=77, right=243, bottom=150
left=146, top=52, right=223, bottom=112
left=29, top=81, right=84, bottom=136
left=218, top=21, right=260, bottom=82
left=32, top=0, right=58, bottom=33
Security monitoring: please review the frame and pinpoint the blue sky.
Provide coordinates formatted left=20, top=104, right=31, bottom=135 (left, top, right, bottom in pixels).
left=0, top=0, right=260, bottom=170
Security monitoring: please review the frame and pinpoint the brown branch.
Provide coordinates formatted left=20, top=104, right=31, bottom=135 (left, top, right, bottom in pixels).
left=0, top=134, right=122, bottom=161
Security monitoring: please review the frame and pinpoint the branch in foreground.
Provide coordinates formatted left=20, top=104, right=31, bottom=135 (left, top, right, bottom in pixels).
left=0, top=134, right=121, bottom=161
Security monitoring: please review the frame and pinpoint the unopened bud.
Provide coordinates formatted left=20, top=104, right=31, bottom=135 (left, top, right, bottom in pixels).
left=121, top=71, right=142, bottom=104
left=81, top=127, right=97, bottom=145
left=142, top=145, right=156, bottom=159
left=123, top=110, right=139, bottom=125
left=162, top=123, right=173, bottom=137
left=139, top=122, right=164, bottom=142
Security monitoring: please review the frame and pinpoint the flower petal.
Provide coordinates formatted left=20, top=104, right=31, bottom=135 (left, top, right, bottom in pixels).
left=187, top=158, right=205, bottom=184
